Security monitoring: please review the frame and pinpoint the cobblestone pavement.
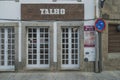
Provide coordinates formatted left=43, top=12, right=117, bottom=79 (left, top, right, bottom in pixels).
left=0, top=71, right=120, bottom=80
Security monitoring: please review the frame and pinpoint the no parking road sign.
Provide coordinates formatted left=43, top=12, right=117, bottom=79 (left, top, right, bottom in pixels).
left=94, top=18, right=106, bottom=32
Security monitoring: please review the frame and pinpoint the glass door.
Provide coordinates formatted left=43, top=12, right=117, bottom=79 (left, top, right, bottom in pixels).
left=27, top=27, right=50, bottom=69
left=0, top=28, right=15, bottom=71
left=61, top=27, right=80, bottom=69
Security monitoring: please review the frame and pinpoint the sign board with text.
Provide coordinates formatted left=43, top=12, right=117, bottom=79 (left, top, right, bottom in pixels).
left=21, top=4, right=84, bottom=21
left=84, top=26, right=96, bottom=61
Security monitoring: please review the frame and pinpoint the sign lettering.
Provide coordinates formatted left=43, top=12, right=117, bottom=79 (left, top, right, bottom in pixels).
left=40, top=9, right=65, bottom=15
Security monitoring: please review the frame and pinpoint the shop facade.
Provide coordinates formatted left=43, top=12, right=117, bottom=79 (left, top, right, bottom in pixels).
left=20, top=3, right=85, bottom=71
left=0, top=0, right=100, bottom=72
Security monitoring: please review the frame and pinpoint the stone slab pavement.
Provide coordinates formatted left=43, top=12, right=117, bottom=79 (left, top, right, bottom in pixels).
left=0, top=71, right=120, bottom=80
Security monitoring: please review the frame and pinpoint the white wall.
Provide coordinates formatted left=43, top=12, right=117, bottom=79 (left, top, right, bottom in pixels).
left=84, top=0, right=95, bottom=25
left=0, top=0, right=95, bottom=23
left=84, top=0, right=95, bottom=61
left=20, top=0, right=52, bottom=3
left=0, top=1, right=20, bottom=22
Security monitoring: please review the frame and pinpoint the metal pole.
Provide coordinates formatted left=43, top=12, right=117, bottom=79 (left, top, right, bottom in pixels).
left=98, top=0, right=103, bottom=72
left=94, top=0, right=101, bottom=73
left=95, top=0, right=103, bottom=73
left=98, top=32, right=102, bottom=72
left=95, top=31, right=99, bottom=72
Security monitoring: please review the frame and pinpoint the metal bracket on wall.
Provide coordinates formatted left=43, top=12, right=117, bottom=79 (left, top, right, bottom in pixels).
left=117, top=25, right=120, bottom=32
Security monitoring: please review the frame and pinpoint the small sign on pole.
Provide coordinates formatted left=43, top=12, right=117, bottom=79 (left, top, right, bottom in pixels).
left=94, top=18, right=106, bottom=32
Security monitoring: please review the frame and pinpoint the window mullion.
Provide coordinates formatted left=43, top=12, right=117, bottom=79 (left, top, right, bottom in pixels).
left=37, top=28, right=40, bottom=66
left=78, top=28, right=80, bottom=66
left=4, top=28, right=8, bottom=66
left=68, top=27, right=71, bottom=65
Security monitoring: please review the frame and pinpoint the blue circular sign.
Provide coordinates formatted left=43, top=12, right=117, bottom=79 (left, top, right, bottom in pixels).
left=95, top=18, right=106, bottom=32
